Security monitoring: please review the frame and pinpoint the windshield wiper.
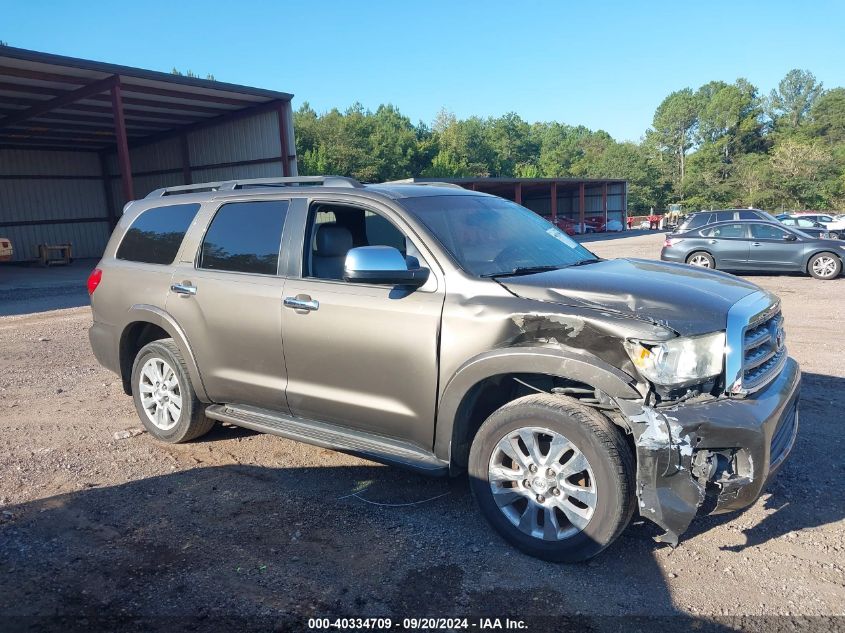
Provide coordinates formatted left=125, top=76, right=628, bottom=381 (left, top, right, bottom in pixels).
left=482, top=265, right=562, bottom=278
left=566, top=258, right=602, bottom=267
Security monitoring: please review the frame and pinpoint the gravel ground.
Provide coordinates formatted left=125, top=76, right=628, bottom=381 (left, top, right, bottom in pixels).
left=0, top=231, right=843, bottom=632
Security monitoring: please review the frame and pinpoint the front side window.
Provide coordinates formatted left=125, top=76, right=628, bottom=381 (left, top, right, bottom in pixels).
left=304, top=204, right=416, bottom=280
left=199, top=200, right=289, bottom=275
left=750, top=224, right=789, bottom=240
left=117, top=203, right=201, bottom=265
left=400, top=195, right=597, bottom=277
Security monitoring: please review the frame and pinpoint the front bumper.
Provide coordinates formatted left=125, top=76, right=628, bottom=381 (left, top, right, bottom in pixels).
left=620, top=357, right=800, bottom=545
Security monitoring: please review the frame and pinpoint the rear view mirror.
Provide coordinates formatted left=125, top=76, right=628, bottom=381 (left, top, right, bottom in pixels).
left=343, top=246, right=430, bottom=287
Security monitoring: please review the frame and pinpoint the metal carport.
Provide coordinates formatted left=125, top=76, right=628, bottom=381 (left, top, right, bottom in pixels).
left=0, top=46, right=297, bottom=261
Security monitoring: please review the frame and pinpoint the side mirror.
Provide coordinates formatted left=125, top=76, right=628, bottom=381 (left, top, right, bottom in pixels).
left=343, top=246, right=430, bottom=287
left=783, top=233, right=798, bottom=241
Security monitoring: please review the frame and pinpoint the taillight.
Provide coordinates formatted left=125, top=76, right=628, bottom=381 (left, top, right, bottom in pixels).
left=87, top=268, right=102, bottom=295
left=663, top=237, right=683, bottom=248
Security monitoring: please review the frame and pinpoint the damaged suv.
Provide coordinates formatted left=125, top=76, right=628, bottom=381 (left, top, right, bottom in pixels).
left=88, top=176, right=800, bottom=562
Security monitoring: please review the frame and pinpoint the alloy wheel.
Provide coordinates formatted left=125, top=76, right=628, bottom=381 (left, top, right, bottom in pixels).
left=812, top=255, right=837, bottom=278
left=488, top=426, right=597, bottom=541
left=689, top=254, right=712, bottom=267
left=138, top=357, right=182, bottom=430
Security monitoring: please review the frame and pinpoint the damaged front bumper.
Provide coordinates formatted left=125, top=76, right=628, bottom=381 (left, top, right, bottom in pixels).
left=618, top=357, right=801, bottom=545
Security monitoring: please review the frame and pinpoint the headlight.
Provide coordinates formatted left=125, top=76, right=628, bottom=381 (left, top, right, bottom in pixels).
left=624, top=332, right=726, bottom=387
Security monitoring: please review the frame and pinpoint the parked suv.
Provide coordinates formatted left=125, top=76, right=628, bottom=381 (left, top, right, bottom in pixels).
left=88, top=176, right=800, bottom=562
left=677, top=208, right=776, bottom=233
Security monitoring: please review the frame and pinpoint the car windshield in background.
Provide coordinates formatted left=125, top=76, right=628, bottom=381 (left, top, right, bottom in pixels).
left=401, top=195, right=598, bottom=276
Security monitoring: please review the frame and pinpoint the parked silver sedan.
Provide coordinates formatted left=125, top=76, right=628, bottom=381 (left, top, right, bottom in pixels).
left=661, top=220, right=845, bottom=280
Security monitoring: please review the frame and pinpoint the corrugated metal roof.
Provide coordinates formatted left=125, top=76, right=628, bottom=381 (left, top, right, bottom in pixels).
left=0, top=46, right=293, bottom=152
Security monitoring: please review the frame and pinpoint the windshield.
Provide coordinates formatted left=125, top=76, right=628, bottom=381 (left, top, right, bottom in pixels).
left=400, top=195, right=598, bottom=276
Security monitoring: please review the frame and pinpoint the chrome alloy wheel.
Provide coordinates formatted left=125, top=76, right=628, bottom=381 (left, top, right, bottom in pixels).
left=812, top=255, right=838, bottom=278
left=138, top=357, right=182, bottom=430
left=689, top=254, right=712, bottom=267
left=488, top=426, right=597, bottom=541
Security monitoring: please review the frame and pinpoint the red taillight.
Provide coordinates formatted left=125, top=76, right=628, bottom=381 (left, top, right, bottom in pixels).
left=664, top=237, right=682, bottom=248
left=87, top=268, right=102, bottom=295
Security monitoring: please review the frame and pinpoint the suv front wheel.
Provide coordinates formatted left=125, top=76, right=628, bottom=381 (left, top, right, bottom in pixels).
left=468, top=394, right=635, bottom=562
left=130, top=339, right=215, bottom=443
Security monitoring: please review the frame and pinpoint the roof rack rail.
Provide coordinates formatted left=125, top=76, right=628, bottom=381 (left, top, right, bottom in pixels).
left=380, top=179, right=465, bottom=190
left=145, top=176, right=363, bottom=199
left=218, top=176, right=363, bottom=190
left=146, top=182, right=226, bottom=198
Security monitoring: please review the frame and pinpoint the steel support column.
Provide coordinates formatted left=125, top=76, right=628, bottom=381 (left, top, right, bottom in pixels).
left=550, top=181, right=558, bottom=224
left=277, top=102, right=291, bottom=177
left=110, top=81, right=134, bottom=204
left=602, top=182, right=608, bottom=228
left=579, top=182, right=586, bottom=233
left=515, top=182, right=523, bottom=205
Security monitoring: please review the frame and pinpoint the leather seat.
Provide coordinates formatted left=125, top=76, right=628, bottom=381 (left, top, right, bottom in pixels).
left=313, top=223, right=353, bottom=279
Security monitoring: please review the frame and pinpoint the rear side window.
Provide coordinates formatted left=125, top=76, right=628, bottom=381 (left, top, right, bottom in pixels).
left=686, top=214, right=711, bottom=229
left=199, top=200, right=289, bottom=275
left=117, top=203, right=200, bottom=264
left=715, top=211, right=733, bottom=222
left=701, top=223, right=746, bottom=238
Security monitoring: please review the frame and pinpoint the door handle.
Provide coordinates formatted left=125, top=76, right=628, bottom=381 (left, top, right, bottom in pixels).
left=171, top=282, right=197, bottom=296
left=708, top=239, right=717, bottom=244
left=284, top=296, right=319, bottom=311
left=751, top=242, right=761, bottom=246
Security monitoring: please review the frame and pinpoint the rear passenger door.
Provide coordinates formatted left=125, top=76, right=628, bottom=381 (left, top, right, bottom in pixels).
left=167, top=198, right=291, bottom=411
left=699, top=223, right=750, bottom=267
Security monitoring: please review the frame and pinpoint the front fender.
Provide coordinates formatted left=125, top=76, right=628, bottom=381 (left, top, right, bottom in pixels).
left=433, top=345, right=640, bottom=462
left=121, top=304, right=209, bottom=402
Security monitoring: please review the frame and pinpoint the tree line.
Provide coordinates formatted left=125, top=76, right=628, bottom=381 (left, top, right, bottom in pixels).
left=294, top=69, right=845, bottom=213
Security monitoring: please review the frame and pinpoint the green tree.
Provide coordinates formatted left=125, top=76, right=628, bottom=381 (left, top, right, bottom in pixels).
left=650, top=88, right=700, bottom=195
left=767, top=69, right=823, bottom=131
left=809, top=88, right=845, bottom=143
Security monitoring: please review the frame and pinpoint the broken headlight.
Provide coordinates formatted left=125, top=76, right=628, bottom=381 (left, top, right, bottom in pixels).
left=624, top=332, right=725, bottom=387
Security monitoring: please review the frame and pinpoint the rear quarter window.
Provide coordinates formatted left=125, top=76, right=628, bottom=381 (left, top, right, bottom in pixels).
left=116, top=203, right=201, bottom=265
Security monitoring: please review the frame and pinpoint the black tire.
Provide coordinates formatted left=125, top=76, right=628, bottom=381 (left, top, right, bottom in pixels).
left=807, top=252, right=842, bottom=280
left=686, top=251, right=715, bottom=269
left=468, top=394, right=635, bottom=563
left=130, top=339, right=215, bottom=443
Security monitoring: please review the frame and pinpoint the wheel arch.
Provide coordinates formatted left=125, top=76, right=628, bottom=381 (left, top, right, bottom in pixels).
left=434, top=346, right=640, bottom=474
left=119, top=304, right=209, bottom=401
left=804, top=249, right=843, bottom=274
left=685, top=249, right=716, bottom=266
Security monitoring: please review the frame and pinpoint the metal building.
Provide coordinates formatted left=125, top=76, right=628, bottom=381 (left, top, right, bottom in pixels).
left=0, top=47, right=296, bottom=261
left=403, top=178, right=628, bottom=231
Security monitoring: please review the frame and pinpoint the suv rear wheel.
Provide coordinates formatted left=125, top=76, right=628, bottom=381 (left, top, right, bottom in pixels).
left=131, top=339, right=215, bottom=443
left=468, top=394, right=635, bottom=562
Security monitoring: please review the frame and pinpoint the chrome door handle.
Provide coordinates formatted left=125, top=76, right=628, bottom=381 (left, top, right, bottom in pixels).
left=171, top=282, right=197, bottom=296
left=751, top=242, right=761, bottom=246
left=708, top=239, right=717, bottom=244
left=283, top=296, right=319, bottom=311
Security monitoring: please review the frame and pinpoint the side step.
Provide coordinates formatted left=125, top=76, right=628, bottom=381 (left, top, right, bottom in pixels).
left=205, top=404, right=449, bottom=476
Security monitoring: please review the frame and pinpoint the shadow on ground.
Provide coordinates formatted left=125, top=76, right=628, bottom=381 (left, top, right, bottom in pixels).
left=0, top=373, right=841, bottom=632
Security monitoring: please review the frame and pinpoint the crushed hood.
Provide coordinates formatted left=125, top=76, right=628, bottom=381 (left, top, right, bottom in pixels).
left=498, top=258, right=762, bottom=336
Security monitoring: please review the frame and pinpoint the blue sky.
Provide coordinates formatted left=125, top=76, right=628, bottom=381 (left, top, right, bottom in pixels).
left=3, top=0, right=844, bottom=141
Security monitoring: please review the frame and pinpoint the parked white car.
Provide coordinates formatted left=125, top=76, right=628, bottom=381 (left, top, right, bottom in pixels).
left=794, top=213, right=845, bottom=232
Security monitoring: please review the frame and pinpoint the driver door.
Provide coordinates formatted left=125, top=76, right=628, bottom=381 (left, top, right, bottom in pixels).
left=280, top=201, right=445, bottom=450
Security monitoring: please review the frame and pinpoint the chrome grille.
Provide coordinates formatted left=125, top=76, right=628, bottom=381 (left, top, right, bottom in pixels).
left=726, top=292, right=787, bottom=396
left=742, top=311, right=786, bottom=391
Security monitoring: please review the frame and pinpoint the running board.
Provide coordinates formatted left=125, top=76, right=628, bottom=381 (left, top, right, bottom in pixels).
left=205, top=404, right=448, bottom=475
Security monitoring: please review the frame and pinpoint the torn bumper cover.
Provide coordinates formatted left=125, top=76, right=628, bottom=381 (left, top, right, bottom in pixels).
left=620, top=357, right=800, bottom=545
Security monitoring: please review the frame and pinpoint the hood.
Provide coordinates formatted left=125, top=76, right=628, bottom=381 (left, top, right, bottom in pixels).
left=498, top=258, right=763, bottom=336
